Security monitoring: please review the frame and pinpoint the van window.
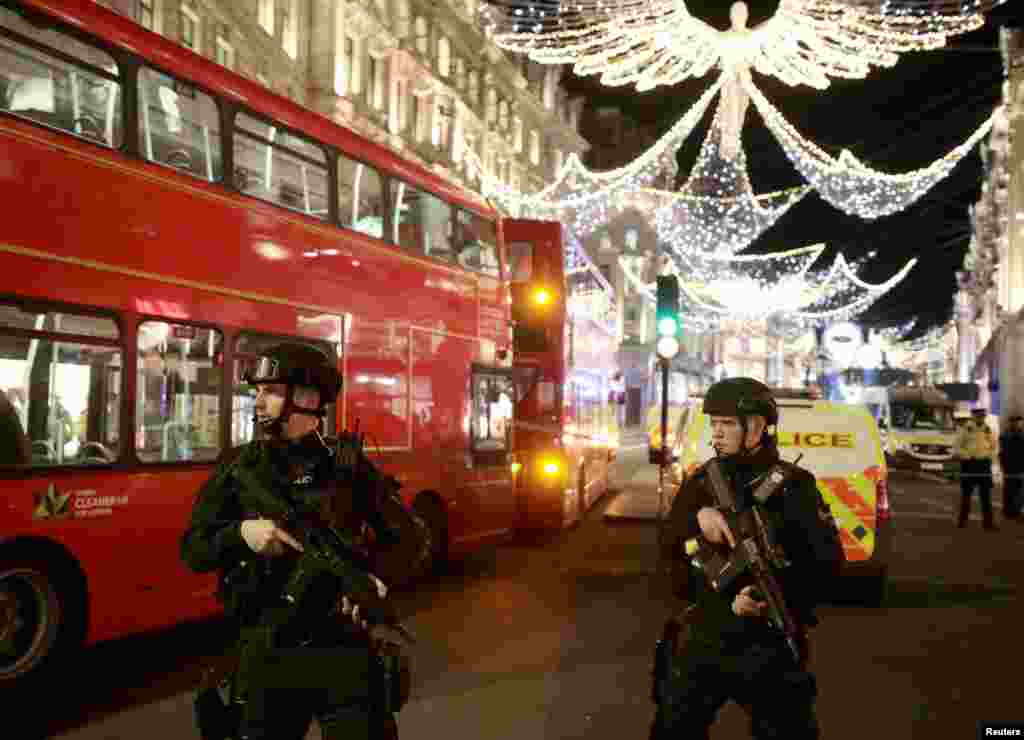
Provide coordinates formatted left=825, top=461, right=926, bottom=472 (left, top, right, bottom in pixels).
left=891, top=403, right=953, bottom=431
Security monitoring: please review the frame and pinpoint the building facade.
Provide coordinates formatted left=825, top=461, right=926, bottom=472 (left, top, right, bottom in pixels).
left=963, top=26, right=1022, bottom=425
left=94, top=0, right=588, bottom=195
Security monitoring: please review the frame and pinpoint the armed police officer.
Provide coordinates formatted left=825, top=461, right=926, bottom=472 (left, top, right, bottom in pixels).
left=181, top=343, right=426, bottom=740
left=651, top=378, right=844, bottom=740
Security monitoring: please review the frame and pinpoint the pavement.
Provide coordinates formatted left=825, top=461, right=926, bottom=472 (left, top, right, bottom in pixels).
left=605, top=426, right=671, bottom=522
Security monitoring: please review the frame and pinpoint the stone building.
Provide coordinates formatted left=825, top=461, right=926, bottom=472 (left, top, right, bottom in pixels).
left=94, top=0, right=588, bottom=194
left=966, top=26, right=1022, bottom=424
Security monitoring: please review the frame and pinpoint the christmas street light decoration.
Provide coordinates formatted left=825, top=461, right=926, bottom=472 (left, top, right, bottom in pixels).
left=747, top=80, right=996, bottom=220
left=465, top=77, right=723, bottom=214
left=480, top=0, right=1005, bottom=93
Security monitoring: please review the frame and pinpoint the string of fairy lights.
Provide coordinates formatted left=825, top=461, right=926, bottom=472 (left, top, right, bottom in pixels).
left=480, top=0, right=1005, bottom=92
left=468, top=0, right=1006, bottom=334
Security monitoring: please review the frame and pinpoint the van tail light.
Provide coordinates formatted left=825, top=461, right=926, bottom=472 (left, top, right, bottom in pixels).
left=876, top=477, right=891, bottom=521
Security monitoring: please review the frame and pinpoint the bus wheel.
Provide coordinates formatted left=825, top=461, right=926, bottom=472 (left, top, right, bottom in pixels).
left=413, top=497, right=448, bottom=574
left=0, top=560, right=65, bottom=684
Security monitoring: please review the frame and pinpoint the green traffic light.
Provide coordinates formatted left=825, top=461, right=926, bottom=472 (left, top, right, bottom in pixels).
left=657, top=316, right=678, bottom=337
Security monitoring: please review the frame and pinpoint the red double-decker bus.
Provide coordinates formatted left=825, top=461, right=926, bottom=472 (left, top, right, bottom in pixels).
left=0, top=0, right=518, bottom=683
left=504, top=220, right=619, bottom=529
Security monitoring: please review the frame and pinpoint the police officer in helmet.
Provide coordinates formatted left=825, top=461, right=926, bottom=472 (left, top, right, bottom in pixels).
left=181, top=343, right=407, bottom=740
left=651, top=378, right=843, bottom=740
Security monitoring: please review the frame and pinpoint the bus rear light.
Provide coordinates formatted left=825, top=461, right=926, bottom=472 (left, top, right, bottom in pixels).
left=876, top=477, right=891, bottom=521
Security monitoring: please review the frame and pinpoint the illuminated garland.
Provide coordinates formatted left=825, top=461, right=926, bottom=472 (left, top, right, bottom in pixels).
left=480, top=0, right=1004, bottom=92
left=747, top=80, right=996, bottom=220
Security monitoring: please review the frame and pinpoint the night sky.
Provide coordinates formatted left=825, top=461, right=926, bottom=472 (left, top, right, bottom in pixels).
left=558, top=0, right=1021, bottom=338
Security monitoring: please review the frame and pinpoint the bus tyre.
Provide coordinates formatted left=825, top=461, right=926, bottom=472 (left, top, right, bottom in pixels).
left=413, top=497, right=448, bottom=574
left=0, top=559, right=68, bottom=684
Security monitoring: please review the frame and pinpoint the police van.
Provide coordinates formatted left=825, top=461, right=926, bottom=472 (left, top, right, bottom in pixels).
left=667, top=389, right=891, bottom=605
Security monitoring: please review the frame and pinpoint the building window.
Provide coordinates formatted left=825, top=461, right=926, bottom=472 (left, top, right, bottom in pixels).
left=468, top=70, right=478, bottom=105
left=414, top=17, right=428, bottom=56
left=138, top=0, right=156, bottom=30
left=282, top=0, right=298, bottom=59
left=486, top=88, right=497, bottom=124
left=342, top=36, right=358, bottom=95
left=529, top=130, right=540, bottom=165
left=437, top=36, right=451, bottom=78
left=216, top=37, right=234, bottom=69
left=368, top=56, right=385, bottom=110
left=498, top=99, right=509, bottom=130
left=410, top=94, right=422, bottom=142
left=258, top=0, right=274, bottom=36
left=455, top=58, right=466, bottom=90
left=513, top=117, right=523, bottom=152
left=180, top=4, right=200, bottom=52
left=553, top=148, right=563, bottom=175
left=395, top=79, right=406, bottom=132
left=395, top=0, right=412, bottom=39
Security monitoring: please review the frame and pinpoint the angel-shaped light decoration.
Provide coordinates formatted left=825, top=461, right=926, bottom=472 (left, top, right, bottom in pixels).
left=481, top=0, right=1005, bottom=92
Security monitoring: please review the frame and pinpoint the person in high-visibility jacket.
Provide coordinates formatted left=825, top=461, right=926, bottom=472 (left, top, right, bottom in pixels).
left=954, top=407, right=997, bottom=531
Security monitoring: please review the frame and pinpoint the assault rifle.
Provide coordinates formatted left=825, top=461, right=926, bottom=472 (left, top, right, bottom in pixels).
left=684, top=460, right=803, bottom=664
left=230, top=429, right=416, bottom=644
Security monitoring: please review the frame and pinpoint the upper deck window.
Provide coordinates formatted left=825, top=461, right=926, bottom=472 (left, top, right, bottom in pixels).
left=453, top=210, right=500, bottom=278
left=138, top=67, right=221, bottom=182
left=508, top=242, right=533, bottom=283
left=0, top=8, right=122, bottom=147
left=338, top=153, right=386, bottom=240
left=392, top=181, right=453, bottom=261
left=234, top=111, right=329, bottom=220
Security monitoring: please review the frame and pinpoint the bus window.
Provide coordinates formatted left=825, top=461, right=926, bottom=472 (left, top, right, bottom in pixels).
left=0, top=302, right=120, bottom=467
left=232, top=334, right=338, bottom=446
left=507, top=242, right=533, bottom=283
left=338, top=153, right=386, bottom=240
left=453, top=210, right=500, bottom=278
left=136, top=322, right=222, bottom=463
left=138, top=67, right=221, bottom=182
left=470, top=368, right=514, bottom=454
left=391, top=181, right=453, bottom=260
left=233, top=112, right=329, bottom=220
left=346, top=320, right=409, bottom=450
left=0, top=8, right=122, bottom=147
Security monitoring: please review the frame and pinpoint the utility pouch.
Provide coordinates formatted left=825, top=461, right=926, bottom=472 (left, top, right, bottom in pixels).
left=375, top=640, right=412, bottom=714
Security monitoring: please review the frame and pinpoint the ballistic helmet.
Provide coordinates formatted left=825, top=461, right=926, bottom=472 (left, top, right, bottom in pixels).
left=702, top=377, right=778, bottom=426
left=244, top=343, right=342, bottom=408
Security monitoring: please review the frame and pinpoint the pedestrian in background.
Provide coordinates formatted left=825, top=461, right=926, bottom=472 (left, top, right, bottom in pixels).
left=998, top=414, right=1024, bottom=522
left=955, top=407, right=996, bottom=531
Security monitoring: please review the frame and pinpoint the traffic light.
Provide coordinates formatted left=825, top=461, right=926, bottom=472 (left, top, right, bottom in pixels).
left=656, top=275, right=680, bottom=359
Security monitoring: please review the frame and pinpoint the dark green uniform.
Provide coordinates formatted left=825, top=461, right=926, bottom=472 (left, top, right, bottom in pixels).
left=651, top=443, right=843, bottom=740
left=182, top=431, right=407, bottom=740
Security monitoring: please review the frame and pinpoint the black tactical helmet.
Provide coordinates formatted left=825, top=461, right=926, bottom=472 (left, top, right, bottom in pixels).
left=703, top=377, right=778, bottom=426
left=244, top=343, right=342, bottom=408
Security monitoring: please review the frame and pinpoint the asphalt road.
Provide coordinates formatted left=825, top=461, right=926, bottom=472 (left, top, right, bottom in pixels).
left=12, top=435, right=1024, bottom=739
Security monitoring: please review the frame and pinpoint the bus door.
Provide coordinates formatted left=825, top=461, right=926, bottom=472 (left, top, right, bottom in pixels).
left=466, top=365, right=516, bottom=538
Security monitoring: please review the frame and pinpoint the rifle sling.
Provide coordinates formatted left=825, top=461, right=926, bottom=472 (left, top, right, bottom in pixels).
left=706, top=458, right=792, bottom=510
